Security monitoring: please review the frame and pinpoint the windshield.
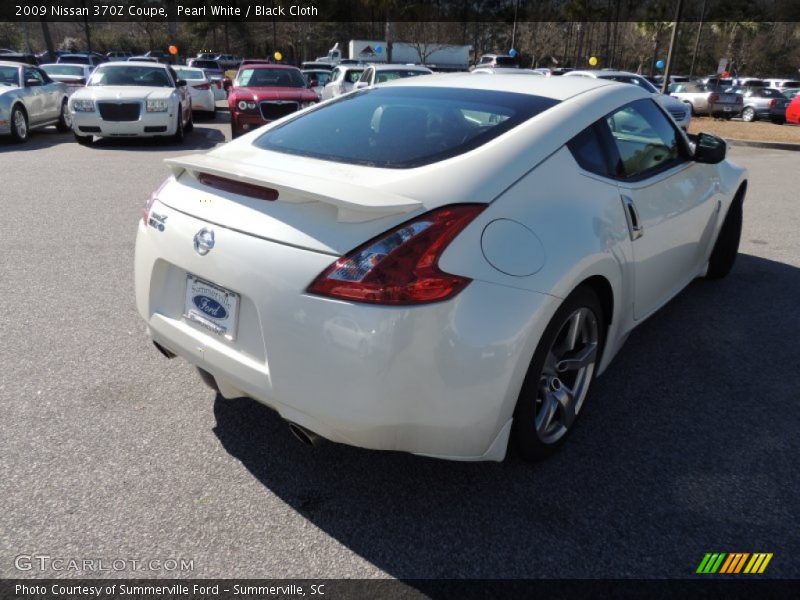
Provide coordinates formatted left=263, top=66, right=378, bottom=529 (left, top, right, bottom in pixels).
left=174, top=68, right=205, bottom=80
left=303, top=71, right=331, bottom=86
left=254, top=87, right=559, bottom=168
left=603, top=75, right=658, bottom=93
left=495, top=56, right=518, bottom=67
left=236, top=68, right=306, bottom=88
left=42, top=64, right=83, bottom=77
left=89, top=65, right=173, bottom=87
left=0, top=65, right=19, bottom=86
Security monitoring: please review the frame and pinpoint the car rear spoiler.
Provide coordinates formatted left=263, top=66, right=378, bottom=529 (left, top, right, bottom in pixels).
left=165, top=153, right=422, bottom=223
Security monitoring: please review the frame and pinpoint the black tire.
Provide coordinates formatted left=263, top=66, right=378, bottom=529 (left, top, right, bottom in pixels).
left=511, top=286, right=606, bottom=461
left=56, top=98, right=71, bottom=132
left=9, top=105, right=28, bottom=143
left=73, top=132, right=93, bottom=145
left=723, top=114, right=733, bottom=120
left=705, top=190, right=744, bottom=280
left=171, top=106, right=184, bottom=142
left=185, top=106, right=194, bottom=132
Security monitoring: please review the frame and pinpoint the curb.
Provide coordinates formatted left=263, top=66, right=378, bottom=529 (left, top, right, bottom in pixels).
left=725, top=138, right=800, bottom=152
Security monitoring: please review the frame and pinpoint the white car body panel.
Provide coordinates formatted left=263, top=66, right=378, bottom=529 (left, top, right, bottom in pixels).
left=134, top=74, right=746, bottom=461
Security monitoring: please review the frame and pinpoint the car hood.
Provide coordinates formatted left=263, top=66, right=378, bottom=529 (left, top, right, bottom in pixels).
left=71, top=86, right=174, bottom=101
left=230, top=86, right=317, bottom=102
left=0, top=85, right=21, bottom=97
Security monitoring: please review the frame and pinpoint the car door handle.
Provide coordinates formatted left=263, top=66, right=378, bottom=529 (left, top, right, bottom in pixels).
left=621, top=195, right=644, bottom=241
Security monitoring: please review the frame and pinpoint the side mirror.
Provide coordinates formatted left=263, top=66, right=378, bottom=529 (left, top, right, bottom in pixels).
left=690, top=132, right=727, bottom=164
left=176, top=79, right=187, bottom=87
left=26, top=78, right=41, bottom=87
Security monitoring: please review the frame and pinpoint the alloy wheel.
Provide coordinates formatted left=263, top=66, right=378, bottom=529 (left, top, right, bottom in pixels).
left=14, top=109, right=27, bottom=139
left=534, top=307, right=599, bottom=444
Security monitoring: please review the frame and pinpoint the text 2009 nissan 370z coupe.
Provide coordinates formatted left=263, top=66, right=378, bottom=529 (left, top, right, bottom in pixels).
left=134, top=75, right=747, bottom=462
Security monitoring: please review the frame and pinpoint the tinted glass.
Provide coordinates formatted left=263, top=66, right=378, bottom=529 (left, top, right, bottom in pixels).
left=254, top=87, right=559, bottom=168
left=374, top=70, right=430, bottom=84
left=495, top=56, right=517, bottom=66
left=0, top=66, right=19, bottom=86
left=191, top=60, right=221, bottom=69
left=344, top=69, right=365, bottom=84
left=236, top=68, right=306, bottom=88
left=42, top=64, right=83, bottom=77
left=59, top=56, right=90, bottom=65
left=758, top=88, right=784, bottom=98
left=605, top=99, right=683, bottom=179
left=567, top=124, right=610, bottom=176
left=89, top=65, right=172, bottom=87
left=174, top=68, right=205, bottom=80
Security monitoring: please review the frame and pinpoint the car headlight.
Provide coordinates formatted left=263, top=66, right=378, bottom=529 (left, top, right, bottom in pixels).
left=237, top=100, right=257, bottom=111
left=72, top=99, right=95, bottom=112
left=300, top=101, right=316, bottom=109
left=146, top=99, right=169, bottom=112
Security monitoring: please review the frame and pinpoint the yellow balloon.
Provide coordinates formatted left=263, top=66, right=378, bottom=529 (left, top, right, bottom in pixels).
left=589, top=56, right=598, bottom=67
left=274, top=52, right=283, bottom=61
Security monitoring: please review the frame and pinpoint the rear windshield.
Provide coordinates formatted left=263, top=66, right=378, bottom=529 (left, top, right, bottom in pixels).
left=174, top=68, right=205, bottom=80
left=59, top=56, right=90, bottom=65
left=42, top=64, right=83, bottom=76
left=254, top=87, right=558, bottom=168
left=495, top=56, right=518, bottom=67
left=191, top=60, right=220, bottom=69
left=373, top=69, right=430, bottom=84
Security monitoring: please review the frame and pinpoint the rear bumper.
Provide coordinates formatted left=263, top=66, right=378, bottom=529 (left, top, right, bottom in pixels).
left=134, top=203, right=557, bottom=461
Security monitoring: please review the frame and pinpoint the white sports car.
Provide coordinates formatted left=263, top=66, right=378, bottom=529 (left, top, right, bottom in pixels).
left=134, top=75, right=747, bottom=462
left=69, top=61, right=193, bottom=145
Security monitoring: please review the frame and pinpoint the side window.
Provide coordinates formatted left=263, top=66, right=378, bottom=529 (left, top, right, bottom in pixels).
left=167, top=67, right=179, bottom=86
left=24, top=68, right=44, bottom=86
left=357, top=68, right=370, bottom=84
left=567, top=123, right=612, bottom=177
left=604, top=99, right=683, bottom=179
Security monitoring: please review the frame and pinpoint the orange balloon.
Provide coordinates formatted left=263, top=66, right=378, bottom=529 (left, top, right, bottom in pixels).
left=168, top=45, right=178, bottom=55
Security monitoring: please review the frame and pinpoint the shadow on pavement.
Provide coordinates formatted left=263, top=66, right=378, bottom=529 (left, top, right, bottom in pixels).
left=212, top=253, right=799, bottom=579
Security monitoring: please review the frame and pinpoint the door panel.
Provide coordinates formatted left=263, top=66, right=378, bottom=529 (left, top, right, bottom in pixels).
left=603, top=99, right=720, bottom=319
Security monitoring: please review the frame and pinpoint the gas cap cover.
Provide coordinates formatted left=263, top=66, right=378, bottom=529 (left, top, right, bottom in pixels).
left=480, top=219, right=546, bottom=277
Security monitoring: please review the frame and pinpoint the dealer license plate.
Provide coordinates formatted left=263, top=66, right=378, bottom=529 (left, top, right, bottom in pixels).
left=184, top=274, right=239, bottom=340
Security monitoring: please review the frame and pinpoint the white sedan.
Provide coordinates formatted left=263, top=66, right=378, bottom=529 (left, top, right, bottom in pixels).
left=69, top=61, right=193, bottom=145
left=135, top=75, right=746, bottom=461
left=173, top=67, right=217, bottom=118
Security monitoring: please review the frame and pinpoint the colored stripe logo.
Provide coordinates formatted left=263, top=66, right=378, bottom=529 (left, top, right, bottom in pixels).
left=697, top=552, right=773, bottom=574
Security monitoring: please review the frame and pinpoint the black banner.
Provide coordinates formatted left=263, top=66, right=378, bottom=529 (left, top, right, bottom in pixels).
left=3, top=579, right=800, bottom=600
left=3, top=0, right=800, bottom=23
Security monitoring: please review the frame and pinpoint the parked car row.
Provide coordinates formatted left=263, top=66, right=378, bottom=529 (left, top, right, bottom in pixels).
left=667, top=74, right=800, bottom=124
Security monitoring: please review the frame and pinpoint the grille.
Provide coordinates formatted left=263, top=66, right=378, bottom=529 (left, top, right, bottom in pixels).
left=97, top=102, right=141, bottom=122
left=259, top=101, right=299, bottom=121
left=667, top=108, right=686, bottom=122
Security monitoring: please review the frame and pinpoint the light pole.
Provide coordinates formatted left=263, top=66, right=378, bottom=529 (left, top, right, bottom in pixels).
left=511, top=0, right=520, bottom=52
left=661, top=0, right=685, bottom=94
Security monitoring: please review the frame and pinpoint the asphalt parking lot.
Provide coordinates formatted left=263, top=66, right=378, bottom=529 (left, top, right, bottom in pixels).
left=1, top=116, right=798, bottom=581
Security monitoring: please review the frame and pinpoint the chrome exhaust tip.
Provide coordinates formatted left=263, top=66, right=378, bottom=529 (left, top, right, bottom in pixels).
left=287, top=422, right=323, bottom=447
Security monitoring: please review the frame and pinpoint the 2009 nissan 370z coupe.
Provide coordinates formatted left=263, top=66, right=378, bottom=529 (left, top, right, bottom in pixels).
left=134, top=74, right=747, bottom=461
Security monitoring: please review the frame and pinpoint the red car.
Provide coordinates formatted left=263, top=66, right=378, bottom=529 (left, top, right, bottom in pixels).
left=787, top=95, right=800, bottom=125
left=228, top=64, right=318, bottom=138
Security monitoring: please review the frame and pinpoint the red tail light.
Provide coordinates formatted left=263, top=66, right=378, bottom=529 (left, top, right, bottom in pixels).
left=214, top=80, right=222, bottom=89
left=194, top=83, right=211, bottom=90
left=142, top=177, right=172, bottom=224
left=708, top=93, right=719, bottom=103
left=307, top=204, right=486, bottom=305
left=768, top=99, right=778, bottom=108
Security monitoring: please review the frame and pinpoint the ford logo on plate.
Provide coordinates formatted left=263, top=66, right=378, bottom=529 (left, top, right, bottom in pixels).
left=192, top=295, right=228, bottom=319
